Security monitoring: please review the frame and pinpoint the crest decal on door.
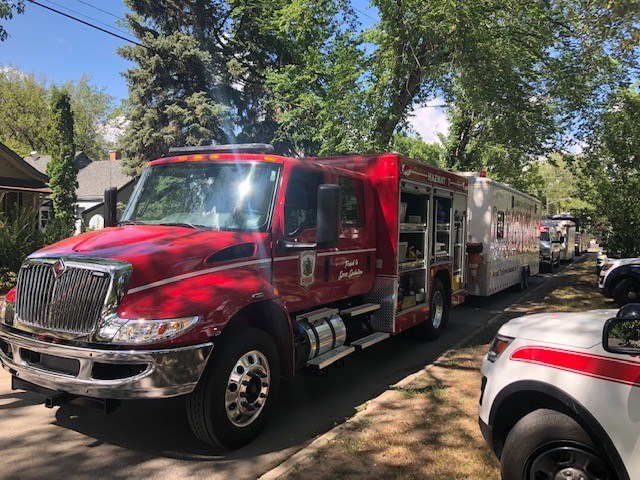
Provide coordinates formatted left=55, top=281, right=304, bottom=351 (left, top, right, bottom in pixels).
left=299, top=250, right=317, bottom=289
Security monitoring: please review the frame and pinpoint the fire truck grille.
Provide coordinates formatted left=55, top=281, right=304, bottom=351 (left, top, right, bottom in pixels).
left=15, top=263, right=111, bottom=335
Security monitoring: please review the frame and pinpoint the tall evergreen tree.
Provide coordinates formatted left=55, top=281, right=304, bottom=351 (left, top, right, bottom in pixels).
left=46, top=87, right=77, bottom=237
left=119, top=0, right=361, bottom=173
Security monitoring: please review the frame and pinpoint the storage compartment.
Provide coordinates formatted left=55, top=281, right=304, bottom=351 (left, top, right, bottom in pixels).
left=397, top=271, right=426, bottom=312
left=434, top=196, right=452, bottom=259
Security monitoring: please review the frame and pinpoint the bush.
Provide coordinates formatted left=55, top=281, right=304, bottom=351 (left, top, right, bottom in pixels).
left=0, top=208, right=44, bottom=293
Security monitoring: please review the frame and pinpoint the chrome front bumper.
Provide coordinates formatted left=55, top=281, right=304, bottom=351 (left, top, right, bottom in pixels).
left=0, top=328, right=213, bottom=400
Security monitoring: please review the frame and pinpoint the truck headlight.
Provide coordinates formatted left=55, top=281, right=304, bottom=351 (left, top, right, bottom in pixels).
left=0, top=298, right=14, bottom=326
left=97, top=316, right=199, bottom=344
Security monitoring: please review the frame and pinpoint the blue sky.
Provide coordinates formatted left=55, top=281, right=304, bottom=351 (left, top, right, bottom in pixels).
left=0, top=0, right=448, bottom=143
left=0, top=0, right=379, bottom=102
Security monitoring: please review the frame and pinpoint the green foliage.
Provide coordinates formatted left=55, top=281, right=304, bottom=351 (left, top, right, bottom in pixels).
left=587, top=88, right=640, bottom=255
left=0, top=67, right=49, bottom=156
left=61, top=75, right=114, bottom=159
left=0, top=67, right=115, bottom=159
left=46, top=87, right=77, bottom=237
left=390, top=133, right=445, bottom=168
left=0, top=0, right=23, bottom=41
left=119, top=0, right=364, bottom=170
left=0, top=208, right=43, bottom=293
left=533, top=154, right=596, bottom=217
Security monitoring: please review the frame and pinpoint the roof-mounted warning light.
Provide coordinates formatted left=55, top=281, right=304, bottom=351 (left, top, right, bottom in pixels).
left=168, top=143, right=275, bottom=155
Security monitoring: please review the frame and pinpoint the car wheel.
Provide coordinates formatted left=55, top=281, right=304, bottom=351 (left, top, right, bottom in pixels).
left=413, top=278, right=448, bottom=340
left=501, top=409, right=614, bottom=480
left=187, top=327, right=280, bottom=449
left=613, top=279, right=640, bottom=307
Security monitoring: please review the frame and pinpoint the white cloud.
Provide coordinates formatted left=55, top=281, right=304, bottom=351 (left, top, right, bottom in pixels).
left=408, top=99, right=450, bottom=144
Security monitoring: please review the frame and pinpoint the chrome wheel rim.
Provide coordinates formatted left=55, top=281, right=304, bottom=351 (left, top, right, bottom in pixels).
left=225, top=350, right=271, bottom=427
left=527, top=446, right=613, bottom=480
left=431, top=290, right=444, bottom=329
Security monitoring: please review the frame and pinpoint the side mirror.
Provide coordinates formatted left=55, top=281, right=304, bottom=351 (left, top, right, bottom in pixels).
left=276, top=183, right=341, bottom=253
left=316, top=184, right=341, bottom=248
left=603, top=304, right=640, bottom=354
left=104, top=187, right=118, bottom=227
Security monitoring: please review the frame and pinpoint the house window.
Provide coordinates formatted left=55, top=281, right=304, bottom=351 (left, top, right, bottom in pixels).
left=339, top=177, right=365, bottom=227
left=284, top=169, right=324, bottom=236
left=40, top=209, right=51, bottom=229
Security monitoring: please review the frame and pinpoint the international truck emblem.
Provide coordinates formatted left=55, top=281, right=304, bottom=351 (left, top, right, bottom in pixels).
left=299, top=251, right=316, bottom=289
left=52, top=258, right=67, bottom=278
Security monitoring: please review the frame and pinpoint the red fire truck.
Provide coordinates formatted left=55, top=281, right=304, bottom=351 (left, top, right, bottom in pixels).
left=0, top=145, right=468, bottom=449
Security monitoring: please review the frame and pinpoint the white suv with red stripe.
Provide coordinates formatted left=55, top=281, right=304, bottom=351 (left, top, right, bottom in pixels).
left=479, top=305, right=640, bottom=480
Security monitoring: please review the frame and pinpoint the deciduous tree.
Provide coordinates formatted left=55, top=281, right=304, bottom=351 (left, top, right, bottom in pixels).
left=0, top=0, right=23, bottom=41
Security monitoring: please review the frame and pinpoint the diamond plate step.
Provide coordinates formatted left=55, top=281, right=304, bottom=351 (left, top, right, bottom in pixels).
left=306, top=345, right=355, bottom=370
left=350, top=331, right=390, bottom=350
left=340, top=303, right=380, bottom=317
left=296, top=307, right=340, bottom=325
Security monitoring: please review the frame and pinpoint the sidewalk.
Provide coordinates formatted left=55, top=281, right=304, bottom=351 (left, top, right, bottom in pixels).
left=260, top=257, right=608, bottom=479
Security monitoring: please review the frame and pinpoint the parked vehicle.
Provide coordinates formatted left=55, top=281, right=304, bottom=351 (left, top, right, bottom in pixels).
left=597, top=249, right=624, bottom=275
left=543, top=219, right=575, bottom=262
left=479, top=304, right=640, bottom=480
left=0, top=145, right=470, bottom=449
left=459, top=172, right=541, bottom=295
left=538, top=224, right=561, bottom=272
left=574, top=231, right=591, bottom=256
left=599, top=257, right=640, bottom=307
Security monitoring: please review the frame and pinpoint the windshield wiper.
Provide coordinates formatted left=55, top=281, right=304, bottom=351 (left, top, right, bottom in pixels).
left=157, top=222, right=203, bottom=229
left=118, top=220, right=148, bottom=226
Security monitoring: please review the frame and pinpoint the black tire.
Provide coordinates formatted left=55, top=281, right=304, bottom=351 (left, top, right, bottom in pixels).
left=413, top=278, right=448, bottom=340
left=186, top=327, right=280, bottom=449
left=613, top=279, right=640, bottom=307
left=516, top=268, right=528, bottom=292
left=501, top=409, right=614, bottom=480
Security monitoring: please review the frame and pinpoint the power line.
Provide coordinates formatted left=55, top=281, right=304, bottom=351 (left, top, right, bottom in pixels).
left=73, top=0, right=123, bottom=21
left=27, top=0, right=144, bottom=47
left=353, top=6, right=377, bottom=23
left=40, top=0, right=133, bottom=37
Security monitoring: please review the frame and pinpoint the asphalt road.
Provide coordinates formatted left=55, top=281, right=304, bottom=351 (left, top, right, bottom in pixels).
left=0, top=264, right=575, bottom=480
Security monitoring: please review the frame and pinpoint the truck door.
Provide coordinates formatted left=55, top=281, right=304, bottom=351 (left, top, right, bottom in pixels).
left=272, top=167, right=335, bottom=312
left=331, top=175, right=375, bottom=299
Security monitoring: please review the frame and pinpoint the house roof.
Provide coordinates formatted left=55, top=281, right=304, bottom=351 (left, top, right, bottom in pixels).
left=0, top=142, right=50, bottom=184
left=77, top=160, right=132, bottom=200
left=24, top=152, right=132, bottom=201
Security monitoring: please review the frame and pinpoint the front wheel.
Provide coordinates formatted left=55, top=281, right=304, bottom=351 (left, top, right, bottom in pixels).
left=413, top=278, right=448, bottom=340
left=187, top=327, right=280, bottom=449
left=500, top=409, right=614, bottom=480
left=613, top=279, right=640, bottom=307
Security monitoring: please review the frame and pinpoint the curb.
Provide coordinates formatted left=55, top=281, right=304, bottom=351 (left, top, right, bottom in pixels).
left=259, top=257, right=588, bottom=480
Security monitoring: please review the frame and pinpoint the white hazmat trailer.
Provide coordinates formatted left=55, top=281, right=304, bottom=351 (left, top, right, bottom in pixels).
left=460, top=172, right=541, bottom=296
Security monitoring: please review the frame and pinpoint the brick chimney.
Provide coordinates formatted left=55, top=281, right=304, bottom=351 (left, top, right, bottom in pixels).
left=109, top=150, right=121, bottom=161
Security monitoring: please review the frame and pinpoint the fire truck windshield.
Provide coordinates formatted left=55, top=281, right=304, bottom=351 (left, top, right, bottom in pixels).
left=121, top=162, right=279, bottom=231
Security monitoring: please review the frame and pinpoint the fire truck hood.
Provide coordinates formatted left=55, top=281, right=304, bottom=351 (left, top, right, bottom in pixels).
left=499, top=309, right=620, bottom=349
left=31, top=225, right=266, bottom=291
